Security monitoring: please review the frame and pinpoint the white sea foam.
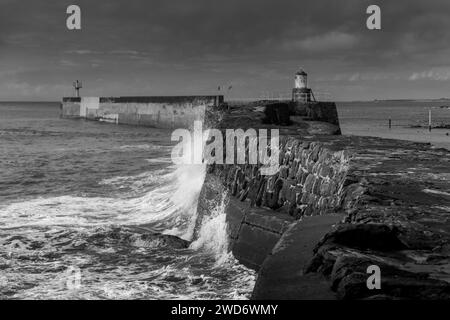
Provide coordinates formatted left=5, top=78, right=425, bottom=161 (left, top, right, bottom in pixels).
left=0, top=103, right=256, bottom=300
left=145, top=158, right=173, bottom=164
left=0, top=161, right=256, bottom=300
left=423, top=188, right=450, bottom=196
left=117, top=144, right=172, bottom=151
left=0, top=163, right=206, bottom=236
left=99, top=167, right=171, bottom=193
left=190, top=191, right=230, bottom=263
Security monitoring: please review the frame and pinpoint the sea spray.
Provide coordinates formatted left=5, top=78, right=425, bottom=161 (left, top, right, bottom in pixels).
left=162, top=163, right=207, bottom=240
left=190, top=190, right=230, bottom=264
left=0, top=104, right=256, bottom=299
left=0, top=163, right=206, bottom=234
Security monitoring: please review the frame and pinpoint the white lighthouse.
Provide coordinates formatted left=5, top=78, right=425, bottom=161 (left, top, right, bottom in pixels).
left=294, top=69, right=308, bottom=89
left=292, top=69, right=315, bottom=102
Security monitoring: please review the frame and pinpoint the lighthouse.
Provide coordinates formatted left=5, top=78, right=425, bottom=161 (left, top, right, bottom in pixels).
left=292, top=69, right=315, bottom=102
left=295, top=69, right=308, bottom=89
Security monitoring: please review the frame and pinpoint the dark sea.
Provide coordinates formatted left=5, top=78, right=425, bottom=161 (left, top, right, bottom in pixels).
left=0, top=102, right=255, bottom=299
left=337, top=100, right=450, bottom=150
left=1, top=100, right=449, bottom=299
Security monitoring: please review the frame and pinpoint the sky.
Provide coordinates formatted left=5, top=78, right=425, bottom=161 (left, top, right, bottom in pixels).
left=0, top=0, right=450, bottom=101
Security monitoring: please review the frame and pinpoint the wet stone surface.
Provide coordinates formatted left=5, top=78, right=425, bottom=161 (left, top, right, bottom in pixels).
left=305, top=135, right=450, bottom=299
left=204, top=103, right=450, bottom=299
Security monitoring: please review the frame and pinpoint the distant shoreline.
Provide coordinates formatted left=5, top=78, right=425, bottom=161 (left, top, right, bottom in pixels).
left=1, top=98, right=450, bottom=104
left=337, top=98, right=450, bottom=103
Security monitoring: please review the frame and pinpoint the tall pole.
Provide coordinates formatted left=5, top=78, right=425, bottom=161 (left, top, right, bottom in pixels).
left=428, top=108, right=432, bottom=132
left=73, top=80, right=82, bottom=98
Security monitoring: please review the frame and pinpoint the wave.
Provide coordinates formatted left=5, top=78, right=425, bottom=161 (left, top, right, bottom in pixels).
left=190, top=191, right=230, bottom=263
left=117, top=144, right=172, bottom=151
left=0, top=159, right=236, bottom=264
left=0, top=159, right=256, bottom=299
left=0, top=129, right=63, bottom=137
left=99, top=167, right=171, bottom=193
left=0, top=159, right=236, bottom=265
left=0, top=223, right=255, bottom=300
left=145, top=158, right=173, bottom=164
left=0, top=163, right=206, bottom=240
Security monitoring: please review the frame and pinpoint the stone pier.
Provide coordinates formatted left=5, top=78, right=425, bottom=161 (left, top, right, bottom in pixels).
left=197, top=101, right=450, bottom=300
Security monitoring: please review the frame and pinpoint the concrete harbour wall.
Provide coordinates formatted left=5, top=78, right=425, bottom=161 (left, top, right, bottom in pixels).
left=61, top=96, right=224, bottom=129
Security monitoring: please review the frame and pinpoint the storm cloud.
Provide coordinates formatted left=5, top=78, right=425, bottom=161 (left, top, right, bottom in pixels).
left=1, top=0, right=450, bottom=100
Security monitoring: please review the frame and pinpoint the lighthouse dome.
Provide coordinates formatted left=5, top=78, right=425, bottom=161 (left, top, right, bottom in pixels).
left=296, top=69, right=307, bottom=76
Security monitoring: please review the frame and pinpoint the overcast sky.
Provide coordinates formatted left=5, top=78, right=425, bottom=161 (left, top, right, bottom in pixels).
left=1, top=0, right=450, bottom=101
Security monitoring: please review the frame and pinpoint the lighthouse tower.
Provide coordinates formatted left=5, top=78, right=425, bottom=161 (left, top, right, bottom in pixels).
left=295, top=69, right=308, bottom=89
left=292, top=69, right=314, bottom=102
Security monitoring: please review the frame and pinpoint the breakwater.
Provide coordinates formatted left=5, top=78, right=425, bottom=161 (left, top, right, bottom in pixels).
left=194, top=100, right=348, bottom=272
left=59, top=95, right=450, bottom=299
left=198, top=134, right=450, bottom=299
left=61, top=96, right=223, bottom=128
left=290, top=101, right=341, bottom=127
left=198, top=102, right=450, bottom=300
left=197, top=138, right=351, bottom=270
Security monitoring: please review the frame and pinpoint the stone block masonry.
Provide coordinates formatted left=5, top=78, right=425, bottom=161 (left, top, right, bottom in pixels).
left=290, top=101, right=341, bottom=127
left=194, top=101, right=347, bottom=271
left=198, top=134, right=450, bottom=299
left=196, top=137, right=351, bottom=270
left=61, top=96, right=224, bottom=129
left=208, top=137, right=351, bottom=219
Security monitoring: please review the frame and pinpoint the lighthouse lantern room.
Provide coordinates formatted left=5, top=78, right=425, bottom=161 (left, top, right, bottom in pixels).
left=292, top=69, right=315, bottom=103
left=294, top=69, right=308, bottom=89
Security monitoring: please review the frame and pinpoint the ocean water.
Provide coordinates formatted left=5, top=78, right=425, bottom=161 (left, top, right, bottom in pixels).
left=337, top=100, right=450, bottom=150
left=0, top=102, right=255, bottom=300
left=1, top=100, right=448, bottom=300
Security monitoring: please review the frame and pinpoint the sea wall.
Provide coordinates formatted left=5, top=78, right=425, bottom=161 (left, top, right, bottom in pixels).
left=217, top=101, right=342, bottom=136
left=197, top=134, right=450, bottom=299
left=197, top=96, right=450, bottom=299
left=61, top=96, right=223, bottom=129
left=290, top=101, right=341, bottom=126
left=245, top=135, right=450, bottom=300
left=196, top=138, right=351, bottom=270
left=61, top=96, right=341, bottom=133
